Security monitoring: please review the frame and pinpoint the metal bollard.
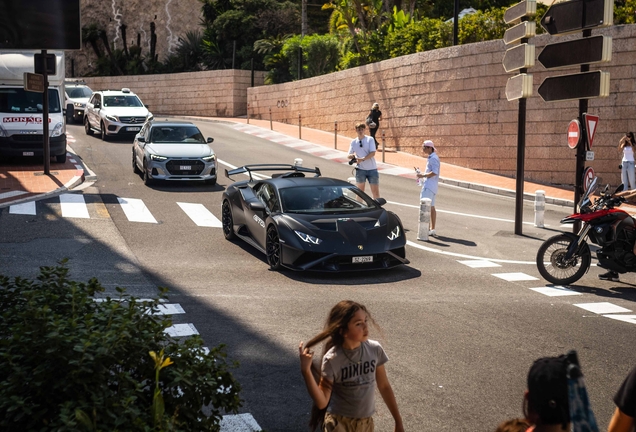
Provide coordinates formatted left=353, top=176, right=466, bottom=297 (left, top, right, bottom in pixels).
left=347, top=177, right=357, bottom=185
left=294, top=158, right=303, bottom=167
left=247, top=102, right=250, bottom=124
left=417, top=198, right=432, bottom=241
left=534, top=190, right=545, bottom=228
left=381, top=130, right=386, bottom=163
left=299, top=113, right=302, bottom=139
left=334, top=121, right=338, bottom=149
left=269, top=107, right=273, bottom=130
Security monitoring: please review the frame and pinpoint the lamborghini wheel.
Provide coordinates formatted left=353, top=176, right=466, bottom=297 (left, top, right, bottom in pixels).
left=222, top=200, right=236, bottom=240
left=266, top=226, right=282, bottom=270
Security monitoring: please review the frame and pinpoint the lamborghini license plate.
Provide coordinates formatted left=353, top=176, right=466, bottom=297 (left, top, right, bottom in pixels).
left=352, top=256, right=373, bottom=263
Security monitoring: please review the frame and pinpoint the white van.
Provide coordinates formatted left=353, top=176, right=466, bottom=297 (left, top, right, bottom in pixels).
left=0, top=51, right=67, bottom=163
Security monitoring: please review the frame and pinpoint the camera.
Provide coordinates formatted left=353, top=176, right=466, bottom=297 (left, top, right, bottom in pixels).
left=348, top=158, right=356, bottom=165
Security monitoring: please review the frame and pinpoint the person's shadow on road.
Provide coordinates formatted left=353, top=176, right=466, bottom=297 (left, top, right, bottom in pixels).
left=426, top=234, right=477, bottom=248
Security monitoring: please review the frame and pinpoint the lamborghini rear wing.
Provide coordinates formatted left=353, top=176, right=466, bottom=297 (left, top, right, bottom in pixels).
left=225, top=164, right=321, bottom=181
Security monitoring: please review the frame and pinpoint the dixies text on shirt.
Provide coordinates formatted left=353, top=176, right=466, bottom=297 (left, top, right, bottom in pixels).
left=341, top=360, right=376, bottom=380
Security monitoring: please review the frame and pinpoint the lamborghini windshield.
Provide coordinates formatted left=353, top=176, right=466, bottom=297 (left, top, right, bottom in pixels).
left=280, top=185, right=378, bottom=213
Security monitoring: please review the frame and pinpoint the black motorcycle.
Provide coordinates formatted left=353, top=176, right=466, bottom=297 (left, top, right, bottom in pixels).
left=536, top=178, right=634, bottom=285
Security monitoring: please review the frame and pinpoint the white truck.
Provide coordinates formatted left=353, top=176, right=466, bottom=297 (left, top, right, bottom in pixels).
left=0, top=51, right=67, bottom=163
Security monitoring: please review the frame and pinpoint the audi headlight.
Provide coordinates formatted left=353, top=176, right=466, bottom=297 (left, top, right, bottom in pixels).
left=150, top=154, right=168, bottom=161
left=51, top=122, right=64, bottom=137
left=387, top=225, right=401, bottom=240
left=202, top=154, right=216, bottom=162
left=105, top=114, right=118, bottom=122
left=295, top=230, right=322, bottom=244
left=74, top=102, right=85, bottom=108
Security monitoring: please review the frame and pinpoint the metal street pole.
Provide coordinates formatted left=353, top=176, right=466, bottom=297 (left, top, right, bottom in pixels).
left=574, top=29, right=592, bottom=233
left=42, top=50, right=50, bottom=175
left=453, top=0, right=460, bottom=45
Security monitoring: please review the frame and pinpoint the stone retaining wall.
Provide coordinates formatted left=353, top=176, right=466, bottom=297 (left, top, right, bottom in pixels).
left=247, top=24, right=636, bottom=188
left=82, top=70, right=265, bottom=118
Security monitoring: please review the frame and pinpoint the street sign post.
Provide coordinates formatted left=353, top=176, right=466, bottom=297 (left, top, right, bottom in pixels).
left=538, top=35, right=612, bottom=69
left=540, top=0, right=613, bottom=35
left=505, top=74, right=533, bottom=101
left=584, top=113, right=599, bottom=148
left=538, top=71, right=610, bottom=102
left=568, top=119, right=581, bottom=149
left=503, top=21, right=536, bottom=45
left=504, top=0, right=537, bottom=24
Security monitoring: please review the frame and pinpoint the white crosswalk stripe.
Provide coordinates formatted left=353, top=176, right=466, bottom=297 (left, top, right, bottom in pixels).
left=220, top=414, right=262, bottom=431
left=492, top=272, right=539, bottom=281
left=165, top=323, right=199, bottom=337
left=529, top=286, right=582, bottom=297
left=573, top=302, right=632, bottom=314
left=177, top=202, right=222, bottom=227
left=9, top=201, right=36, bottom=215
left=458, top=259, right=501, bottom=268
left=117, top=197, right=158, bottom=223
left=60, top=193, right=90, bottom=218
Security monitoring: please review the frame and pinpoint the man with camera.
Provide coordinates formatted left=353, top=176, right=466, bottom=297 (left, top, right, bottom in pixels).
left=348, top=123, right=380, bottom=199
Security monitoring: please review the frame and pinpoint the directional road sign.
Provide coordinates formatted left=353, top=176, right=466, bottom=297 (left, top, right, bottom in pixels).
left=568, top=119, right=581, bottom=149
left=538, top=35, right=612, bottom=69
left=504, top=0, right=537, bottom=24
left=503, top=43, right=535, bottom=73
left=584, top=113, right=599, bottom=148
left=538, top=71, right=610, bottom=102
left=540, top=0, right=614, bottom=35
left=505, top=74, right=533, bottom=101
left=504, top=21, right=536, bottom=45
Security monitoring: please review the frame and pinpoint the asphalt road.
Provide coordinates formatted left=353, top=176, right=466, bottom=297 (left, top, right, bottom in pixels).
left=1, top=120, right=635, bottom=431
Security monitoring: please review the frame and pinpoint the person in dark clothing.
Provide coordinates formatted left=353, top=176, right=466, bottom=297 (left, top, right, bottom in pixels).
left=367, top=103, right=382, bottom=145
left=608, top=365, right=636, bottom=432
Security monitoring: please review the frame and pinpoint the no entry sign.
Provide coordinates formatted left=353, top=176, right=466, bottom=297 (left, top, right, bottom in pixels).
left=568, top=119, right=581, bottom=149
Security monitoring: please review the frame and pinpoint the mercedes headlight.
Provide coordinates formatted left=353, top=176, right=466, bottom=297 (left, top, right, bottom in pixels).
left=295, top=230, right=322, bottom=245
left=202, top=154, right=216, bottom=162
left=105, top=114, right=118, bottom=122
left=387, top=225, right=401, bottom=240
left=73, top=102, right=85, bottom=108
left=150, top=154, right=168, bottom=161
left=51, top=122, right=64, bottom=137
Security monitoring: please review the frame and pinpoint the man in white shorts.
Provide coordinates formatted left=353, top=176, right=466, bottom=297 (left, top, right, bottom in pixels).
left=417, top=140, right=440, bottom=237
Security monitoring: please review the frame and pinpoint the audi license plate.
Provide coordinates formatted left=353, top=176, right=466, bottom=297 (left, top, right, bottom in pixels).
left=352, top=256, right=373, bottom=263
left=22, top=152, right=34, bottom=156
left=180, top=165, right=192, bottom=171
left=126, top=126, right=141, bottom=132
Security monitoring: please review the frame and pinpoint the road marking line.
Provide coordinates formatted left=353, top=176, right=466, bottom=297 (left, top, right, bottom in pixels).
left=457, top=259, right=501, bottom=268
left=603, top=315, right=636, bottom=325
left=177, top=202, right=222, bottom=227
left=407, top=240, right=535, bottom=264
left=529, top=286, right=582, bottom=297
left=75, top=164, right=83, bottom=170
left=9, top=201, right=36, bottom=215
left=492, top=272, right=539, bottom=281
left=574, top=302, right=632, bottom=314
left=117, top=197, right=157, bottom=223
left=165, top=323, right=199, bottom=337
left=60, top=193, right=90, bottom=218
left=153, top=303, right=186, bottom=315
left=220, top=413, right=262, bottom=432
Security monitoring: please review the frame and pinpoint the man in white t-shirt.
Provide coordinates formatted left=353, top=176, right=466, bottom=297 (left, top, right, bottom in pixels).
left=416, top=140, right=440, bottom=237
left=348, top=123, right=380, bottom=199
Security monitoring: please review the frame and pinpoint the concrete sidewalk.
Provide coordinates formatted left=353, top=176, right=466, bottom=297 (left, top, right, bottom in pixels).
left=0, top=116, right=604, bottom=210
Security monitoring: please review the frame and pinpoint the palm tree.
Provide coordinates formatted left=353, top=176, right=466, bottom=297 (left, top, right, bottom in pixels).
left=82, top=24, right=102, bottom=59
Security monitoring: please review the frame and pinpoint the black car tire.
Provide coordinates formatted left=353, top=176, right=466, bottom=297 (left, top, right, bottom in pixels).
left=266, top=226, right=282, bottom=270
left=132, top=151, right=141, bottom=174
left=143, top=161, right=154, bottom=186
left=222, top=200, right=236, bottom=240
left=55, top=153, right=67, bottom=164
left=84, top=116, right=93, bottom=135
left=66, top=105, right=74, bottom=124
left=100, top=122, right=108, bottom=141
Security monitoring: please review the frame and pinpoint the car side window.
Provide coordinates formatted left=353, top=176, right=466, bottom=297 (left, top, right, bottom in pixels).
left=256, top=184, right=280, bottom=213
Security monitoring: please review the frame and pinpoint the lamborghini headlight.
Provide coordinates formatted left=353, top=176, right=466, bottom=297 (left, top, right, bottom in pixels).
left=387, top=225, right=401, bottom=240
left=295, top=230, right=322, bottom=244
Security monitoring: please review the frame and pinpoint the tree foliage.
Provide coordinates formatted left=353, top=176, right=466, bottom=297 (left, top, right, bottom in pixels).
left=0, top=262, right=242, bottom=431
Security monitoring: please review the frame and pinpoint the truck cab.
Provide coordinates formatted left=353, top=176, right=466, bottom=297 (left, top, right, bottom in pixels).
left=0, top=51, right=67, bottom=163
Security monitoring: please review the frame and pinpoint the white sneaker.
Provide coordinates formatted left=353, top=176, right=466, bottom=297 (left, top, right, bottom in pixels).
left=428, top=229, right=438, bottom=237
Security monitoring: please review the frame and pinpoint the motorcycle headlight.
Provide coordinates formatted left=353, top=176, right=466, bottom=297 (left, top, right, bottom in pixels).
left=295, top=230, right=322, bottom=245
left=150, top=154, right=168, bottom=161
left=202, top=154, right=216, bottom=162
left=387, top=225, right=401, bottom=240
left=105, top=114, right=118, bottom=122
left=51, top=122, right=64, bottom=137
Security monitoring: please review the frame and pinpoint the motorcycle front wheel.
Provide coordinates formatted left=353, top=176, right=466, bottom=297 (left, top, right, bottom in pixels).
left=536, top=234, right=591, bottom=285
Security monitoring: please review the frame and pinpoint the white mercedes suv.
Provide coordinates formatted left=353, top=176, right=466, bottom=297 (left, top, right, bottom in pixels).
left=84, top=88, right=153, bottom=140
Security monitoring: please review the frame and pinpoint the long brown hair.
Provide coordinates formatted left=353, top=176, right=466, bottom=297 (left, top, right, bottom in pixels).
left=303, top=300, right=378, bottom=431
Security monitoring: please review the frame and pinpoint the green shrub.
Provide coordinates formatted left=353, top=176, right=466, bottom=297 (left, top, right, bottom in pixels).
left=0, top=262, right=241, bottom=431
